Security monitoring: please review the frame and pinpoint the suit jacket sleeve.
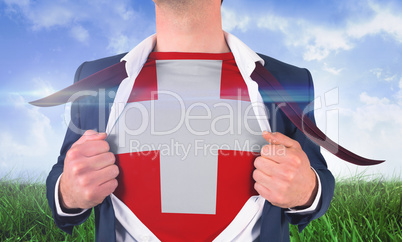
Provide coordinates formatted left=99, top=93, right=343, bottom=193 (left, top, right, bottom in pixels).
left=46, top=62, right=92, bottom=235
left=283, top=68, right=335, bottom=231
left=46, top=53, right=126, bottom=236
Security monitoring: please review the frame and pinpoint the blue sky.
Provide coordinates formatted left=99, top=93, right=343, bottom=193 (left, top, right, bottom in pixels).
left=0, top=0, right=401, bottom=181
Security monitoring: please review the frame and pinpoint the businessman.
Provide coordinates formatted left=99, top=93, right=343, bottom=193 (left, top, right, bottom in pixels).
left=45, top=0, right=335, bottom=241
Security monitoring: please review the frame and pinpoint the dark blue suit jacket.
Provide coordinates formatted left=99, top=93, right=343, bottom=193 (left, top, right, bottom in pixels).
left=46, top=53, right=335, bottom=241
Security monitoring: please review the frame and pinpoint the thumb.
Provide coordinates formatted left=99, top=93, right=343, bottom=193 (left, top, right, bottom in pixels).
left=262, top=131, right=299, bottom=149
left=72, top=130, right=107, bottom=147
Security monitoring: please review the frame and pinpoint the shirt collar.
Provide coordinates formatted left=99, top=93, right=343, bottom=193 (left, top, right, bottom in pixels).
left=223, top=31, right=264, bottom=77
left=107, top=32, right=271, bottom=134
left=120, top=31, right=265, bottom=78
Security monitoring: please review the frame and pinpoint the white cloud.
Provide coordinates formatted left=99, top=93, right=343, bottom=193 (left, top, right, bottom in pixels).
left=114, top=3, right=136, bottom=21
left=399, top=77, right=402, bottom=89
left=0, top=78, right=66, bottom=179
left=252, top=0, right=402, bottom=61
left=221, top=7, right=250, bottom=32
left=396, top=77, right=402, bottom=106
left=30, top=5, right=74, bottom=30
left=347, top=1, right=402, bottom=43
left=323, top=63, right=344, bottom=75
left=370, top=68, right=383, bottom=79
left=321, top=91, right=402, bottom=179
left=257, top=14, right=289, bottom=32
left=359, top=92, right=390, bottom=105
left=4, top=0, right=401, bottom=60
left=2, top=0, right=147, bottom=52
left=32, top=78, right=56, bottom=97
left=352, top=92, right=401, bottom=130
left=107, top=34, right=131, bottom=54
left=384, top=74, right=397, bottom=82
left=304, top=28, right=353, bottom=61
left=70, top=25, right=89, bottom=43
left=370, top=68, right=399, bottom=82
left=3, top=0, right=30, bottom=8
left=255, top=12, right=354, bottom=61
left=0, top=94, right=60, bottom=175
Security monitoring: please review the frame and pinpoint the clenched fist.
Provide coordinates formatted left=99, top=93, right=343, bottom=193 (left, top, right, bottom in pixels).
left=59, top=130, right=119, bottom=210
left=253, top=131, right=318, bottom=209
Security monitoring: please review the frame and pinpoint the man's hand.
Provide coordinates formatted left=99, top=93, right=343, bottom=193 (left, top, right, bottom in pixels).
left=59, top=130, right=119, bottom=210
left=253, top=131, right=318, bottom=209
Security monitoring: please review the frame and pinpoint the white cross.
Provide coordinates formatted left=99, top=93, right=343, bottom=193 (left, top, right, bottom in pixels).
left=108, top=60, right=265, bottom=214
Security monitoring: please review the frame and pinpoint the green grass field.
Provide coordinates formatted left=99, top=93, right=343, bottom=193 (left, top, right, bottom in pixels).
left=0, top=175, right=401, bottom=241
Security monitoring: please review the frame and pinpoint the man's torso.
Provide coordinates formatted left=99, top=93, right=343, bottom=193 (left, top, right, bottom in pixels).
left=107, top=52, right=266, bottom=241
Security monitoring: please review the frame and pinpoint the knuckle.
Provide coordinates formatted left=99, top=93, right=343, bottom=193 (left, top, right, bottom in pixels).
left=293, top=154, right=302, bottom=166
left=83, top=189, right=95, bottom=202
left=104, top=179, right=118, bottom=196
left=82, top=130, right=97, bottom=141
left=101, top=152, right=113, bottom=163
left=78, top=176, right=89, bottom=187
left=254, top=182, right=260, bottom=193
left=108, top=152, right=116, bottom=162
left=260, top=145, right=270, bottom=156
left=71, top=163, right=82, bottom=176
left=252, top=169, right=261, bottom=181
left=66, top=148, right=80, bottom=161
left=102, top=141, right=110, bottom=152
left=84, top=130, right=97, bottom=135
left=112, top=165, right=120, bottom=177
left=283, top=170, right=295, bottom=183
left=288, top=153, right=301, bottom=166
left=252, top=170, right=258, bottom=181
left=288, top=172, right=295, bottom=182
left=254, top=157, right=263, bottom=168
left=111, top=179, right=118, bottom=191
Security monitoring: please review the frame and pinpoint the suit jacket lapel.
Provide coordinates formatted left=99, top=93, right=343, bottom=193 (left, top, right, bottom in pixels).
left=29, top=61, right=127, bottom=107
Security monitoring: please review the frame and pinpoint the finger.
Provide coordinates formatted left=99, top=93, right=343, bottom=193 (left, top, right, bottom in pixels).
left=254, top=182, right=272, bottom=202
left=85, top=152, right=116, bottom=171
left=79, top=140, right=110, bottom=157
left=96, top=178, right=118, bottom=199
left=253, top=168, right=271, bottom=187
left=72, top=130, right=107, bottom=148
left=260, top=144, right=288, bottom=161
left=253, top=167, right=283, bottom=193
left=253, top=169, right=288, bottom=202
left=85, top=178, right=118, bottom=207
left=253, top=171, right=276, bottom=202
left=94, top=164, right=119, bottom=186
left=262, top=131, right=300, bottom=149
left=254, top=156, right=278, bottom=176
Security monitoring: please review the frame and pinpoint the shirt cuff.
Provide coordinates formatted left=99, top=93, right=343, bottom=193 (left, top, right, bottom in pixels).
left=285, top=167, right=322, bottom=214
left=55, top=174, right=89, bottom=217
